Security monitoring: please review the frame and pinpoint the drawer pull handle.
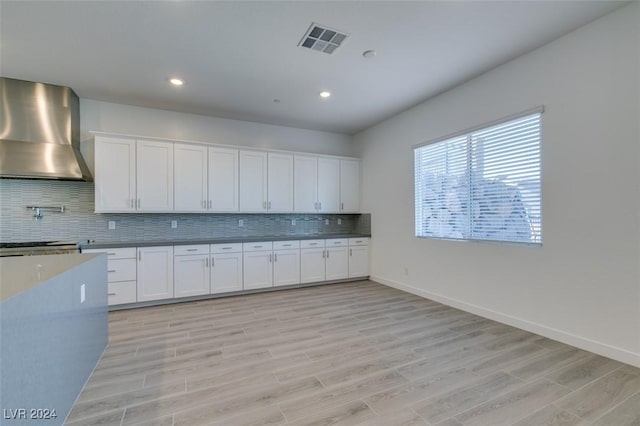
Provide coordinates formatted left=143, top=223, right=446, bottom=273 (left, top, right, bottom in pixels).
left=309, top=243, right=317, bottom=246
left=107, top=252, right=117, bottom=256
left=282, top=244, right=291, bottom=247
left=108, top=293, right=117, bottom=296
left=222, top=247, right=232, bottom=250
left=253, top=245, right=263, bottom=248
left=108, top=270, right=116, bottom=273
left=186, top=249, right=198, bottom=252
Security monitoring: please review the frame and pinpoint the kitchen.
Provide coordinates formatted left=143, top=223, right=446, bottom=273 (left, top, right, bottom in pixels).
left=1, top=1, right=640, bottom=425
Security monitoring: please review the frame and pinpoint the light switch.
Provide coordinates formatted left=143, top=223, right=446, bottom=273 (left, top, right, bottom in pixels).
left=80, top=284, right=86, bottom=303
left=238, top=219, right=244, bottom=227
left=171, top=220, right=178, bottom=229
left=337, top=219, right=342, bottom=225
left=108, top=221, right=116, bottom=230
left=325, top=219, right=329, bottom=225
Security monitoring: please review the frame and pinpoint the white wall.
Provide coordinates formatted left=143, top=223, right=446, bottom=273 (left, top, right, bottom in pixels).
left=80, top=99, right=353, bottom=156
left=354, top=3, right=640, bottom=366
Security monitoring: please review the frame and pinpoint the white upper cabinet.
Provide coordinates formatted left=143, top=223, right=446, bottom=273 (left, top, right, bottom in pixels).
left=93, top=132, right=359, bottom=214
left=295, top=155, right=341, bottom=213
left=239, top=150, right=293, bottom=213
left=136, top=139, right=174, bottom=212
left=174, top=143, right=208, bottom=212
left=340, top=159, right=360, bottom=213
left=267, top=152, right=294, bottom=212
left=208, top=147, right=239, bottom=212
left=239, top=150, right=268, bottom=212
left=318, top=157, right=341, bottom=213
left=94, top=136, right=136, bottom=212
left=294, top=155, right=318, bottom=213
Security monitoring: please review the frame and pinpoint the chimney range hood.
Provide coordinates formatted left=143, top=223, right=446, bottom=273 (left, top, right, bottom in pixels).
left=0, top=77, right=92, bottom=181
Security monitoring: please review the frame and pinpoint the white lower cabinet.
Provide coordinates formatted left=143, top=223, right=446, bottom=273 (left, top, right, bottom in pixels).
left=174, top=245, right=210, bottom=298
left=273, top=241, right=300, bottom=287
left=211, top=243, right=243, bottom=294
left=243, top=242, right=274, bottom=290
left=86, top=236, right=368, bottom=307
left=83, top=247, right=137, bottom=306
left=325, top=239, right=349, bottom=281
left=137, top=246, right=174, bottom=301
left=300, top=240, right=326, bottom=284
left=348, top=238, right=370, bottom=278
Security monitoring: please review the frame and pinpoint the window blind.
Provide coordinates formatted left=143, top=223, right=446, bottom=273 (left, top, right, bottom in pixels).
left=414, top=112, right=542, bottom=244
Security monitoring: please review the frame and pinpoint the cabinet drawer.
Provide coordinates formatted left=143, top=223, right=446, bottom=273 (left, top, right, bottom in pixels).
left=273, top=240, right=300, bottom=250
left=300, top=239, right=325, bottom=249
left=107, top=258, right=137, bottom=282
left=348, top=237, right=369, bottom=246
left=107, top=281, right=137, bottom=305
left=243, top=242, right=273, bottom=252
left=84, top=247, right=136, bottom=259
left=325, top=238, right=348, bottom=247
left=211, top=243, right=243, bottom=254
left=174, top=245, right=210, bottom=256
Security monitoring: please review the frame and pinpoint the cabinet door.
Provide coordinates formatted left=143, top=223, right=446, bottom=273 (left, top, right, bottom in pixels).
left=211, top=252, right=243, bottom=294
left=137, top=246, right=174, bottom=301
left=243, top=251, right=273, bottom=289
left=174, top=254, right=210, bottom=297
left=325, top=247, right=348, bottom=281
left=137, top=140, right=174, bottom=212
left=294, top=155, right=318, bottom=213
left=340, top=159, right=360, bottom=212
left=349, top=246, right=369, bottom=278
left=208, top=147, right=239, bottom=212
left=300, top=248, right=326, bottom=284
left=267, top=153, right=294, bottom=212
left=174, top=143, right=208, bottom=212
left=273, top=249, right=300, bottom=286
left=94, top=136, right=136, bottom=212
left=239, top=150, right=268, bottom=212
left=317, top=157, right=340, bottom=213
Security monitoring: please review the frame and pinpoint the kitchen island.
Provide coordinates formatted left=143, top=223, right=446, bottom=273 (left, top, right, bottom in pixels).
left=0, top=254, right=108, bottom=425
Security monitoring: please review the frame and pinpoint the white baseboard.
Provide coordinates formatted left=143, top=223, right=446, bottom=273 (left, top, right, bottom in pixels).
left=372, top=275, right=640, bottom=368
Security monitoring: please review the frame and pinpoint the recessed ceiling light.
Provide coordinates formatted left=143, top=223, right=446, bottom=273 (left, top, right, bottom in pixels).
left=319, top=91, right=331, bottom=98
left=362, top=50, right=377, bottom=58
left=169, top=78, right=184, bottom=86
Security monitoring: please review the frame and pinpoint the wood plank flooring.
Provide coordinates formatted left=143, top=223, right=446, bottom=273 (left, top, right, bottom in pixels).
left=66, top=280, right=640, bottom=425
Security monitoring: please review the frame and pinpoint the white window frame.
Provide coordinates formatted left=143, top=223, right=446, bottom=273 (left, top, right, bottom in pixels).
left=414, top=106, right=543, bottom=245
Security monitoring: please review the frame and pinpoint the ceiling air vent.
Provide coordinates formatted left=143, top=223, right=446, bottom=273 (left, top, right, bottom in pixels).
left=298, top=23, right=348, bottom=55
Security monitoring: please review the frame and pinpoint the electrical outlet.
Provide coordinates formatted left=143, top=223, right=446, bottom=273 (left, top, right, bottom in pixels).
left=80, top=284, right=86, bottom=303
left=291, top=219, right=296, bottom=226
left=171, top=220, right=178, bottom=229
left=238, top=219, right=244, bottom=227
left=325, top=219, right=329, bottom=225
left=108, top=221, right=116, bottom=230
left=337, top=218, right=342, bottom=225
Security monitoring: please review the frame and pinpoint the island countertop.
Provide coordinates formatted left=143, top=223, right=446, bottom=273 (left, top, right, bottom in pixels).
left=0, top=253, right=102, bottom=302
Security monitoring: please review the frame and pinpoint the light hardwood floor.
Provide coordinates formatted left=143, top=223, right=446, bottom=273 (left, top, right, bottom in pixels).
left=66, top=280, right=640, bottom=425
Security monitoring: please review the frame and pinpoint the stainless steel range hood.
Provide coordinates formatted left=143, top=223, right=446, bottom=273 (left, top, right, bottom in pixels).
left=0, top=77, right=92, bottom=181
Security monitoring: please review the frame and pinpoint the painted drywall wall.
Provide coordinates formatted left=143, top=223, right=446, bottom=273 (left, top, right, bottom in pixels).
left=80, top=99, right=354, bottom=160
left=354, top=3, right=640, bottom=366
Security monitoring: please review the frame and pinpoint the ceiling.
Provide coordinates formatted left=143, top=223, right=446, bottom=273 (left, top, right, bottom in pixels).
left=0, top=1, right=627, bottom=135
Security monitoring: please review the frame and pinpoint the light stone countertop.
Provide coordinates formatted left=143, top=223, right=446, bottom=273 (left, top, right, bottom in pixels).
left=0, top=253, right=102, bottom=302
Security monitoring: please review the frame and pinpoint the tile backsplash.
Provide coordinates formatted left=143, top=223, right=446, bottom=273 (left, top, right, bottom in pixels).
left=0, top=179, right=370, bottom=243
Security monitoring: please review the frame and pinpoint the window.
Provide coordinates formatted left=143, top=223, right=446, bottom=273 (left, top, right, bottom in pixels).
left=414, top=109, right=542, bottom=244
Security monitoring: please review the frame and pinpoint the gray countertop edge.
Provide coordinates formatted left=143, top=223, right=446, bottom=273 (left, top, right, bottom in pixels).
left=80, top=233, right=371, bottom=250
